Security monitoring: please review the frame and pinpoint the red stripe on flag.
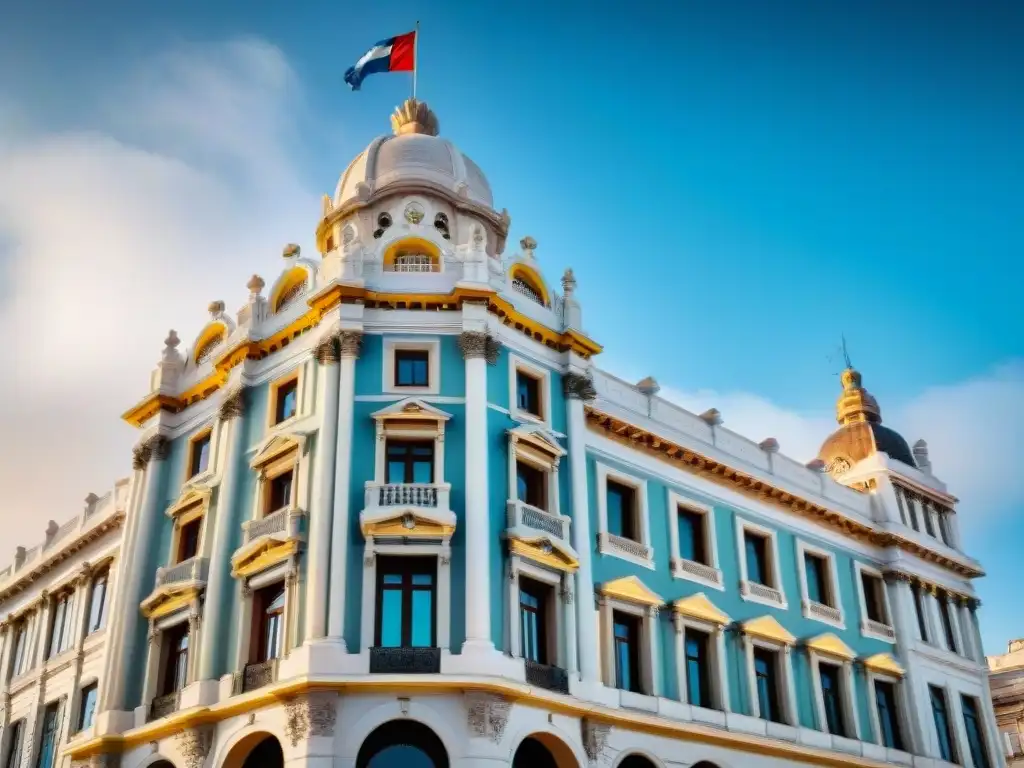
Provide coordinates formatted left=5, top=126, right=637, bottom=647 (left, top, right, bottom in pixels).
left=389, top=31, right=416, bottom=72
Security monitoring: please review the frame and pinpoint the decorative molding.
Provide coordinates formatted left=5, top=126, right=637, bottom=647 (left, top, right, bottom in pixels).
left=339, top=331, right=363, bottom=359
left=314, top=333, right=341, bottom=364
left=581, top=718, right=611, bottom=763
left=132, top=435, right=169, bottom=470
left=284, top=692, right=337, bottom=746
left=563, top=372, right=597, bottom=401
left=175, top=725, right=214, bottom=768
left=458, top=331, right=500, bottom=365
left=218, top=388, right=246, bottom=421
left=465, top=692, right=512, bottom=743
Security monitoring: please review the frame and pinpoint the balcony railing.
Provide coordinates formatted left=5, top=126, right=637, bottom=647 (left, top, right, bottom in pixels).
left=243, top=507, right=303, bottom=545
left=506, top=500, right=570, bottom=542
left=365, top=483, right=450, bottom=512
left=672, top=557, right=724, bottom=587
left=369, top=646, right=441, bottom=674
left=524, top=660, right=570, bottom=694
left=742, top=579, right=785, bottom=606
left=863, top=618, right=896, bottom=641
left=155, top=556, right=208, bottom=588
left=806, top=600, right=843, bottom=625
left=384, top=255, right=439, bottom=273
left=598, top=532, right=653, bottom=562
left=148, top=690, right=180, bottom=722
left=234, top=659, right=279, bottom=694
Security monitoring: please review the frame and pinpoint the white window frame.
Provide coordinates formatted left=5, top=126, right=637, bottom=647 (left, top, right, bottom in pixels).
left=598, top=595, right=660, bottom=698
left=673, top=613, right=729, bottom=712
left=866, top=670, right=913, bottom=754
left=266, top=367, right=307, bottom=430
left=595, top=462, right=653, bottom=569
left=383, top=337, right=441, bottom=396
left=735, top=518, right=787, bottom=609
left=508, top=557, right=574, bottom=673
left=374, top=414, right=447, bottom=485
left=509, top=444, right=560, bottom=517
left=667, top=491, right=722, bottom=590
left=743, top=634, right=798, bottom=726
left=796, top=539, right=844, bottom=629
left=509, top=354, right=551, bottom=427
left=808, top=649, right=861, bottom=740
left=854, top=562, right=896, bottom=644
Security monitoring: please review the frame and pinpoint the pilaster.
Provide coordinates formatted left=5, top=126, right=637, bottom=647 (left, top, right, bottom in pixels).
left=884, top=573, right=925, bottom=755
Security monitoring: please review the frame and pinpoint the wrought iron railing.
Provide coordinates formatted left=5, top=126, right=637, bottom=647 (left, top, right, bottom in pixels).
left=148, top=690, right=180, bottom=722
left=369, top=646, right=441, bottom=674
left=155, top=556, right=208, bottom=588
left=524, top=660, right=570, bottom=694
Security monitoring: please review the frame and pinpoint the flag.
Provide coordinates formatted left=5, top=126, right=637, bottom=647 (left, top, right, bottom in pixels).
left=344, top=31, right=416, bottom=91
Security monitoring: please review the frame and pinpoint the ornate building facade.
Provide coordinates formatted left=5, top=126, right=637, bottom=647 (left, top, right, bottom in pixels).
left=10, top=98, right=997, bottom=768
left=988, top=640, right=1024, bottom=765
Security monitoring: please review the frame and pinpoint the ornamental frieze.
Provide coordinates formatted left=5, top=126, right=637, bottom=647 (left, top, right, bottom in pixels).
left=465, top=691, right=511, bottom=743
left=284, top=692, right=338, bottom=746
left=175, top=725, right=214, bottom=768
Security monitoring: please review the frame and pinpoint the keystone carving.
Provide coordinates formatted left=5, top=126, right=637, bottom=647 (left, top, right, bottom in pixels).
left=284, top=692, right=337, bottom=746
left=563, top=372, right=597, bottom=401
left=580, top=718, right=611, bottom=763
left=175, top=725, right=214, bottom=768
left=132, top=435, right=169, bottom=470
left=218, top=388, right=246, bottom=421
left=465, top=692, right=511, bottom=743
left=458, top=332, right=500, bottom=365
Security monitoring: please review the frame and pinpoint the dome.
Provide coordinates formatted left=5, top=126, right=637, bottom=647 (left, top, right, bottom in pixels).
left=333, top=99, right=493, bottom=209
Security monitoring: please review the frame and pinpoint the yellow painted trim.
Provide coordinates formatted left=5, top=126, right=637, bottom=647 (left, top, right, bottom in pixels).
left=508, top=263, right=549, bottom=306
left=193, top=323, right=228, bottom=364
left=362, top=518, right=456, bottom=539
left=600, top=575, right=663, bottom=607
left=383, top=237, right=441, bottom=269
left=231, top=540, right=299, bottom=579
left=65, top=677, right=899, bottom=768
left=121, top=394, right=184, bottom=428
left=863, top=652, right=905, bottom=677
left=805, top=633, right=856, bottom=661
left=270, top=267, right=310, bottom=313
left=508, top=538, right=579, bottom=573
left=166, top=487, right=210, bottom=520
left=672, top=593, right=730, bottom=626
left=742, top=615, right=796, bottom=645
left=251, top=436, right=300, bottom=471
left=141, top=586, right=201, bottom=620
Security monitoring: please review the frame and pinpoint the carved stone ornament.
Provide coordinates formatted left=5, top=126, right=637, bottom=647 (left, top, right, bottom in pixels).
left=175, top=725, right=214, bottom=768
left=458, top=331, right=500, bottom=365
left=218, top=388, right=246, bottom=421
left=563, top=372, right=597, bottom=401
left=314, top=333, right=341, bottom=364
left=465, top=692, right=511, bottom=743
left=132, top=435, right=170, bottom=470
left=284, top=692, right=338, bottom=746
left=581, top=718, right=610, bottom=763
left=826, top=456, right=852, bottom=476
left=404, top=202, right=425, bottom=224
left=340, top=331, right=363, bottom=359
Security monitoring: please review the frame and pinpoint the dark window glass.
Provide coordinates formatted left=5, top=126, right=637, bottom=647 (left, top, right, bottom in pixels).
left=519, top=578, right=550, bottom=664
left=189, top=432, right=211, bottom=477
left=88, top=568, right=109, bottom=633
left=5, top=720, right=23, bottom=768
left=162, top=623, right=189, bottom=695
left=267, top=470, right=294, bottom=513
left=677, top=508, right=707, bottom=564
left=819, top=662, right=846, bottom=736
left=516, top=461, right=546, bottom=510
left=938, top=594, right=958, bottom=653
left=36, top=703, right=60, bottom=768
left=961, top=695, right=991, bottom=768
left=613, top=611, right=642, bottom=693
left=78, top=683, right=98, bottom=732
left=894, top=488, right=908, bottom=525
left=47, top=592, right=73, bottom=658
left=516, top=371, right=542, bottom=417
left=862, top=572, right=887, bottom=624
left=685, top=629, right=712, bottom=709
left=607, top=480, right=637, bottom=541
left=177, top=518, right=201, bottom=563
left=912, top=582, right=929, bottom=641
left=745, top=531, right=770, bottom=586
left=922, top=500, right=936, bottom=537
left=385, top=441, right=434, bottom=484
left=875, top=680, right=904, bottom=750
left=274, top=379, right=298, bottom=423
left=754, top=647, right=783, bottom=723
left=930, top=685, right=957, bottom=763
left=395, top=350, right=430, bottom=387
left=906, top=495, right=920, bottom=531
left=937, top=512, right=952, bottom=546
left=375, top=557, right=436, bottom=649
left=805, top=553, right=830, bottom=606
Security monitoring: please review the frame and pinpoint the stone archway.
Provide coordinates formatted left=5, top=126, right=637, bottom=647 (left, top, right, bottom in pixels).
left=356, top=720, right=449, bottom=768
left=220, top=732, right=284, bottom=768
left=512, top=733, right=579, bottom=768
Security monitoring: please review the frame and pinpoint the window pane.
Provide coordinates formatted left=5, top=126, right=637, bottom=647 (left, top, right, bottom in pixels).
left=930, top=686, right=955, bottom=763
left=820, top=663, right=845, bottom=736
left=805, top=555, right=825, bottom=604
left=613, top=612, right=641, bottom=693
left=410, top=590, right=433, bottom=647
left=395, top=351, right=430, bottom=387
left=862, top=573, right=885, bottom=623
left=607, top=481, right=636, bottom=540
left=79, top=684, right=98, bottom=731
left=745, top=533, right=768, bottom=585
left=37, top=705, right=59, bottom=768
left=516, top=462, right=546, bottom=509
left=962, top=695, right=991, bottom=768
left=516, top=372, right=541, bottom=416
left=380, top=589, right=403, bottom=647
left=938, top=596, right=958, bottom=652
left=875, top=680, right=903, bottom=751
left=754, top=648, right=782, bottom=723
left=685, top=630, right=711, bottom=708
left=89, top=572, right=108, bottom=633
left=912, top=583, right=929, bottom=641
left=678, top=509, right=707, bottom=564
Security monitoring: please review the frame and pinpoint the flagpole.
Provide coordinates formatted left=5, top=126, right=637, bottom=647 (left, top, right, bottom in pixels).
left=412, top=20, right=420, bottom=100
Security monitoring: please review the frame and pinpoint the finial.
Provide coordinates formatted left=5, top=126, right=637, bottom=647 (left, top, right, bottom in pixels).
left=520, top=236, right=537, bottom=259
left=636, top=376, right=660, bottom=396
left=283, top=243, right=301, bottom=260
left=699, top=408, right=722, bottom=426
left=208, top=300, right=225, bottom=318
left=913, top=439, right=932, bottom=474
left=562, top=268, right=576, bottom=295
left=247, top=274, right=265, bottom=295
left=391, top=99, right=439, bottom=136
left=759, top=438, right=780, bottom=454
left=164, top=330, right=180, bottom=350
left=806, top=458, right=827, bottom=472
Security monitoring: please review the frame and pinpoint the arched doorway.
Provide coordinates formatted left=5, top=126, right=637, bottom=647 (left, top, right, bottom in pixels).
left=692, top=762, right=721, bottom=768
left=356, top=720, right=449, bottom=768
left=512, top=734, right=578, bottom=768
left=619, top=756, right=658, bottom=768
left=241, top=736, right=283, bottom=768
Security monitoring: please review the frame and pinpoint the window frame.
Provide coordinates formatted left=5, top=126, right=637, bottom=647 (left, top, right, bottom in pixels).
left=35, top=701, right=61, bottom=768
left=77, top=680, right=99, bottom=733
left=673, top=611, right=730, bottom=712
left=666, top=492, right=723, bottom=590
left=598, top=583, right=661, bottom=698
left=373, top=555, right=438, bottom=649
left=508, top=557, right=569, bottom=671
left=3, top=719, right=23, bottom=768
left=186, top=427, right=213, bottom=481
left=866, top=670, right=910, bottom=753
left=46, top=589, right=75, bottom=659
left=372, top=402, right=448, bottom=488
left=160, top=621, right=190, bottom=696
left=929, top=684, right=959, bottom=764
left=87, top=566, right=110, bottom=634
left=735, top=518, right=787, bottom=609
left=383, top=338, right=441, bottom=396
left=796, top=539, right=844, bottom=629
left=742, top=625, right=798, bottom=727
left=911, top=580, right=930, bottom=643
left=267, top=370, right=302, bottom=429
left=854, top=563, right=896, bottom=644
left=9, top=618, right=29, bottom=677
left=809, top=653, right=859, bottom=739
left=508, top=354, right=551, bottom=427
left=936, top=590, right=960, bottom=654
left=751, top=644, right=787, bottom=725
left=595, top=462, right=653, bottom=569
left=960, top=694, right=993, bottom=768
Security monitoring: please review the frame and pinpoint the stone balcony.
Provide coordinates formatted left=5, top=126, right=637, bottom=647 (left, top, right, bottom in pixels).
left=360, top=483, right=456, bottom=541
left=242, top=507, right=304, bottom=546
left=155, top=556, right=209, bottom=589
left=505, top=500, right=579, bottom=570
left=506, top=500, right=571, bottom=544
left=141, top=556, right=209, bottom=619
left=231, top=507, right=306, bottom=580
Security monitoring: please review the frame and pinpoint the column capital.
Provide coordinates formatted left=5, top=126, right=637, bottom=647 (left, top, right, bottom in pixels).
left=339, top=330, right=363, bottom=359
left=563, top=371, right=597, bottom=401
left=132, top=434, right=169, bottom=470
left=218, top=388, right=246, bottom=421
left=458, top=331, right=500, bottom=364
left=313, top=332, right=342, bottom=364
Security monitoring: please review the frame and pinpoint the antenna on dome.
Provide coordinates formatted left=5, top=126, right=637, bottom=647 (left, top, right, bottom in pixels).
left=841, top=334, right=852, bottom=369
left=412, top=20, right=420, bottom=100
left=826, top=334, right=853, bottom=377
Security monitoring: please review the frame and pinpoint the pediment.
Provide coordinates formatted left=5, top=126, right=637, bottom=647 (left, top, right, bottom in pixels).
left=742, top=615, right=796, bottom=646
left=508, top=423, right=566, bottom=458
left=140, top=585, right=201, bottom=620
left=231, top=538, right=300, bottom=579
left=371, top=398, right=452, bottom=422
left=250, top=433, right=306, bottom=469
left=507, top=533, right=579, bottom=572
left=166, top=486, right=211, bottom=520
left=600, top=575, right=663, bottom=607
left=673, top=593, right=730, bottom=626
left=863, top=652, right=905, bottom=677
left=805, top=632, right=856, bottom=661
left=360, top=507, right=457, bottom=540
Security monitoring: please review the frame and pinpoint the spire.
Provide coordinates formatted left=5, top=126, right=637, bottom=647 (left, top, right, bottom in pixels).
left=835, top=366, right=882, bottom=425
left=391, top=98, right=439, bottom=136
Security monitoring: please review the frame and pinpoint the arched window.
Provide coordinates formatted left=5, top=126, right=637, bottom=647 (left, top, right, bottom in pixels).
left=356, top=720, right=449, bottom=768
left=512, top=276, right=543, bottom=304
left=391, top=252, right=436, bottom=272
left=512, top=738, right=558, bottom=768
left=242, top=736, right=284, bottom=768
left=194, top=331, right=225, bottom=364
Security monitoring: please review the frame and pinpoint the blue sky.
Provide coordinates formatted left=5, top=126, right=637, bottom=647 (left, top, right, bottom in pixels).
left=0, top=1, right=1021, bottom=652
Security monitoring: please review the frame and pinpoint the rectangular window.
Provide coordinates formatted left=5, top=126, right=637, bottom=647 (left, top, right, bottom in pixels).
left=385, top=441, right=434, bottom=484
left=745, top=531, right=770, bottom=586
left=36, top=701, right=60, bottom=768
left=4, top=720, right=23, bottom=768
left=685, top=628, right=712, bottom=709
left=375, top=557, right=436, bottom=649
left=519, top=577, right=551, bottom=664
left=930, top=685, right=957, bottom=763
left=606, top=480, right=637, bottom=541
left=78, top=682, right=98, bottom=732
left=938, top=593, right=958, bottom=652
left=394, top=349, right=430, bottom=387
left=754, top=647, right=784, bottom=723
left=10, top=621, right=28, bottom=676
left=874, top=680, right=904, bottom=750
left=274, top=379, right=298, bottom=424
left=250, top=583, right=286, bottom=663
left=612, top=611, right=642, bottom=693
left=188, top=432, right=211, bottom=478
left=961, top=696, right=991, bottom=768
left=516, top=461, right=547, bottom=510
left=677, top=507, right=708, bottom=565
left=516, top=370, right=543, bottom=418
left=47, top=592, right=73, bottom=658
left=861, top=571, right=888, bottom=624
left=88, top=567, right=109, bottom=634
left=161, top=623, right=190, bottom=695
left=894, top=487, right=908, bottom=525
left=921, top=499, right=936, bottom=537
left=267, top=469, right=294, bottom=514
left=819, top=661, right=846, bottom=736
left=906, top=494, right=920, bottom=531
left=805, top=552, right=831, bottom=606
left=177, top=518, right=201, bottom=563
left=912, top=582, right=929, bottom=641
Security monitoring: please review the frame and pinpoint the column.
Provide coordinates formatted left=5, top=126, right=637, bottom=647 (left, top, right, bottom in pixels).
left=565, top=372, right=599, bottom=684
left=186, top=610, right=202, bottom=684
left=925, top=585, right=944, bottom=647
left=198, top=391, right=247, bottom=681
left=140, top=624, right=160, bottom=707
left=782, top=646, right=798, bottom=727
left=63, top=566, right=95, bottom=741
left=715, top=629, right=731, bottom=712
left=673, top=619, right=686, bottom=704
left=306, top=335, right=340, bottom=641
left=0, top=623, right=11, bottom=690
left=327, top=331, right=361, bottom=643
left=459, top=330, right=493, bottom=653
left=884, top=574, right=926, bottom=755
left=562, top=573, right=578, bottom=676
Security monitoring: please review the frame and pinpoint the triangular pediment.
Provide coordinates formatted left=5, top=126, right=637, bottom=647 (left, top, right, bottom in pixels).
left=372, top=398, right=451, bottom=422
left=743, top=615, right=796, bottom=645
left=250, top=432, right=305, bottom=469
left=806, top=632, right=856, bottom=661
left=166, top=486, right=211, bottom=519
left=507, top=533, right=579, bottom=569
left=863, top=652, right=905, bottom=677
left=231, top=538, right=300, bottom=579
left=673, top=593, right=730, bottom=626
left=600, top=575, right=663, bottom=607
left=140, top=584, right=202, bottom=620
left=509, top=538, right=578, bottom=573
left=508, top=423, right=566, bottom=458
left=361, top=508, right=456, bottom=540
